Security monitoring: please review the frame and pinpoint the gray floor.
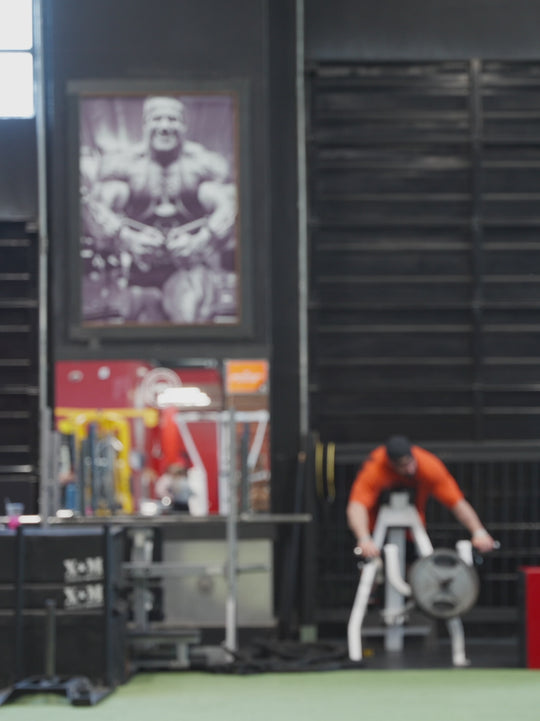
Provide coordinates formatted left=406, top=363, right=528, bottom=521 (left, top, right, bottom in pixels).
left=359, top=636, right=520, bottom=670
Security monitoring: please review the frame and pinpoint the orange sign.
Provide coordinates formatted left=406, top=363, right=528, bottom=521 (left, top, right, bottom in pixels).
left=225, top=360, right=269, bottom=394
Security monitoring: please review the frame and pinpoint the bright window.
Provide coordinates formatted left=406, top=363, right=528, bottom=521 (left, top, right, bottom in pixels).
left=0, top=0, right=34, bottom=118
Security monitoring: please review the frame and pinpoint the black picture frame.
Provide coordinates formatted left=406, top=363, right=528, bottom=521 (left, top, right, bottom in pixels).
left=66, top=79, right=252, bottom=340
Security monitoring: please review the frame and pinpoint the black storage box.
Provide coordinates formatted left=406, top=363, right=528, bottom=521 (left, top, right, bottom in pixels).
left=0, top=525, right=129, bottom=689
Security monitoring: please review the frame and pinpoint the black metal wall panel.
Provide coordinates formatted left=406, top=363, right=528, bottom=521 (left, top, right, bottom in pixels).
left=305, top=0, right=540, bottom=63
left=479, top=62, right=540, bottom=441
left=308, top=61, right=476, bottom=443
left=0, top=222, right=39, bottom=509
left=0, top=120, right=37, bottom=222
left=308, top=60, right=540, bottom=444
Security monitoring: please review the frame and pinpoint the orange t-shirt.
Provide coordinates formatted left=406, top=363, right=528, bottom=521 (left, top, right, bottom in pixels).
left=348, top=445, right=464, bottom=528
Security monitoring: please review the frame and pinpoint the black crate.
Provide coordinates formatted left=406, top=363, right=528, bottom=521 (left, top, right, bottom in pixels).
left=0, top=525, right=129, bottom=692
left=0, top=609, right=128, bottom=688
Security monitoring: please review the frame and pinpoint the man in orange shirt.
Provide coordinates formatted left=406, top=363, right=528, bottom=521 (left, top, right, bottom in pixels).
left=347, top=435, right=496, bottom=559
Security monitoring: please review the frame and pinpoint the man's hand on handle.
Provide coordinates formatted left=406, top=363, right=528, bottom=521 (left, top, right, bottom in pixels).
left=354, top=536, right=380, bottom=560
left=471, top=528, right=498, bottom=554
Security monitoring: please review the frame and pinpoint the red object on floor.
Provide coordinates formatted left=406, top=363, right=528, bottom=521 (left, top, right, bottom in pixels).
left=520, top=567, right=540, bottom=668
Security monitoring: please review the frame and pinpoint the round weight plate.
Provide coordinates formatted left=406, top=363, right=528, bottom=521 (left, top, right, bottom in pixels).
left=408, top=548, right=480, bottom=620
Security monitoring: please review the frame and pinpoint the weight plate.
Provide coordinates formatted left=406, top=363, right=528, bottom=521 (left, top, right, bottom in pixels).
left=408, top=548, right=480, bottom=620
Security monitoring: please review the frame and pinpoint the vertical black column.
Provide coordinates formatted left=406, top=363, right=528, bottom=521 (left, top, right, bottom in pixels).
left=14, top=525, right=25, bottom=681
left=103, top=525, right=113, bottom=688
left=468, top=58, right=486, bottom=440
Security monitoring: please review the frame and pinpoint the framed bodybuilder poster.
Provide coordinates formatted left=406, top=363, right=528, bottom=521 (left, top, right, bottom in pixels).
left=66, top=79, right=252, bottom=340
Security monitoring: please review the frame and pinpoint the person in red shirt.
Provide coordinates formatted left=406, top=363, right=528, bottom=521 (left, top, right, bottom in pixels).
left=347, top=435, right=496, bottom=559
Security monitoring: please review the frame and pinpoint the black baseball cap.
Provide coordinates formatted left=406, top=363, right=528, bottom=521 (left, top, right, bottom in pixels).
left=385, top=435, right=412, bottom=461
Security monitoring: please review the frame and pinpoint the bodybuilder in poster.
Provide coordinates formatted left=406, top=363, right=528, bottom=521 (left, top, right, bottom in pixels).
left=80, top=94, right=238, bottom=325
